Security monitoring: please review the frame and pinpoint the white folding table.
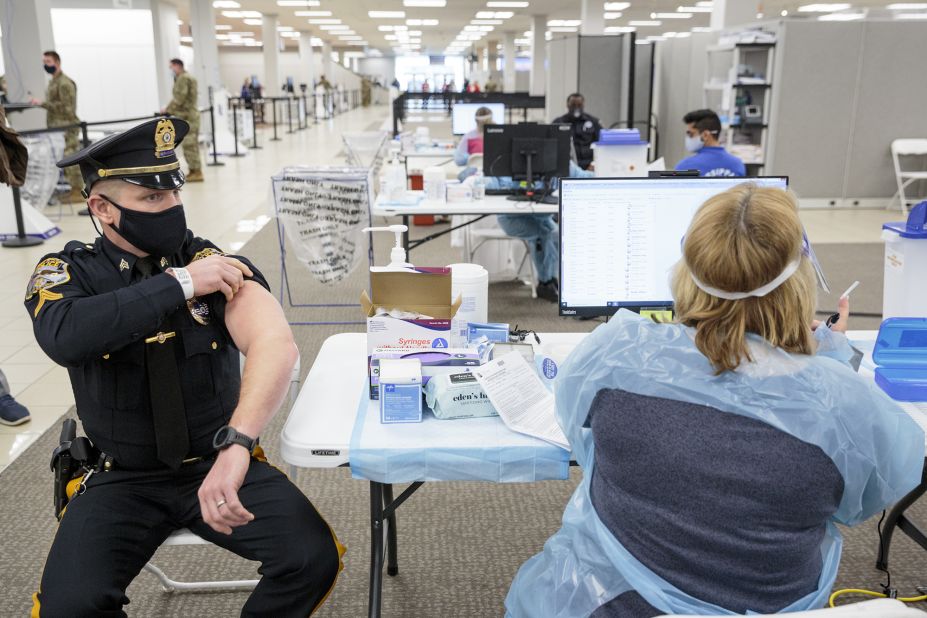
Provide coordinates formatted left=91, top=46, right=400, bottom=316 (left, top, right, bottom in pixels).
left=371, top=191, right=558, bottom=259
left=280, top=330, right=927, bottom=618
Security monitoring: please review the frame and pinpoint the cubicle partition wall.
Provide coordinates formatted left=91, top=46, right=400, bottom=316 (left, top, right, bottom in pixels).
left=546, top=34, right=637, bottom=130
left=766, top=19, right=927, bottom=207
left=655, top=19, right=927, bottom=208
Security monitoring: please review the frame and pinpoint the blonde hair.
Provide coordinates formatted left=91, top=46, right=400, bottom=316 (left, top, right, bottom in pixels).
left=671, top=183, right=817, bottom=373
left=474, top=106, right=494, bottom=127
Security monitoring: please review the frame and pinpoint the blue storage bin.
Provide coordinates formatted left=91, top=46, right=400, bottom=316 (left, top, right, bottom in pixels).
left=873, top=317, right=927, bottom=401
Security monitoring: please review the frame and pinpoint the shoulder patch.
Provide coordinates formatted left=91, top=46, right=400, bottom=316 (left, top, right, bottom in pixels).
left=190, top=247, right=226, bottom=263
left=26, top=257, right=71, bottom=317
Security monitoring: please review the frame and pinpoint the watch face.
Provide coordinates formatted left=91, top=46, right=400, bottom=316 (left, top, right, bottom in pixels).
left=213, top=426, right=231, bottom=448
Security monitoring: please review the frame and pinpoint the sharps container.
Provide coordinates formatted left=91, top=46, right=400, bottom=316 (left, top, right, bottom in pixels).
left=882, top=201, right=927, bottom=319
left=448, top=263, right=489, bottom=347
left=591, top=129, right=649, bottom=177
left=872, top=317, right=927, bottom=401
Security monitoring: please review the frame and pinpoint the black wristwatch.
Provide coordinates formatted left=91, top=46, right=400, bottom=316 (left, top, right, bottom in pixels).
left=213, top=425, right=257, bottom=452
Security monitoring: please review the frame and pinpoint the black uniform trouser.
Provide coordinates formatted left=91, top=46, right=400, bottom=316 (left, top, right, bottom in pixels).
left=33, top=457, right=343, bottom=617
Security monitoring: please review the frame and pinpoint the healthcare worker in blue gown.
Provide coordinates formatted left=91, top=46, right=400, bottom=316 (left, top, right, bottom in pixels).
left=505, top=184, right=925, bottom=617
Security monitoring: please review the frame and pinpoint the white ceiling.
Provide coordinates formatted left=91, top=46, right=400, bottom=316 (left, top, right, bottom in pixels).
left=172, top=1, right=921, bottom=57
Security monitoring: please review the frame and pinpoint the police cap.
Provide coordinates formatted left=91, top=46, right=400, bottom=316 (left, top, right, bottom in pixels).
left=57, top=116, right=189, bottom=195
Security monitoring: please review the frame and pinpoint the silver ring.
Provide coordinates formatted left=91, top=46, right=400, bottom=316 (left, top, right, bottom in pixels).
left=216, top=499, right=227, bottom=508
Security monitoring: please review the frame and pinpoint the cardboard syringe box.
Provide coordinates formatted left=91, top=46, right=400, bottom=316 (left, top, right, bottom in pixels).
left=360, top=267, right=462, bottom=398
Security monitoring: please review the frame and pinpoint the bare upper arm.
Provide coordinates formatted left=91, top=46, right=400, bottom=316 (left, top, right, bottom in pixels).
left=224, top=281, right=293, bottom=356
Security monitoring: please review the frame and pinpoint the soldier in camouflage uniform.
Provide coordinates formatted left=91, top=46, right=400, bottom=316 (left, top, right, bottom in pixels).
left=162, top=58, right=203, bottom=182
left=31, top=51, right=84, bottom=204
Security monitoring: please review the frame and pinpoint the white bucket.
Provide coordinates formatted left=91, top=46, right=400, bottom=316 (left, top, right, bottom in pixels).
left=423, top=166, right=446, bottom=202
left=883, top=228, right=927, bottom=318
left=448, top=263, right=489, bottom=346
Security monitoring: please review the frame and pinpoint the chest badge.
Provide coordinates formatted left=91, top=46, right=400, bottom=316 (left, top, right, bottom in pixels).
left=119, top=258, right=129, bottom=271
left=187, top=298, right=211, bottom=325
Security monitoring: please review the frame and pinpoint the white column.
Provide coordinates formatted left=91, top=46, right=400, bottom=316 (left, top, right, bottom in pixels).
left=0, top=0, right=55, bottom=129
left=580, top=0, right=605, bottom=35
left=529, top=14, right=546, bottom=97
left=322, top=42, right=333, bottom=83
left=502, top=31, right=516, bottom=93
left=297, top=31, right=316, bottom=91
left=262, top=14, right=280, bottom=96
left=189, top=0, right=221, bottom=108
left=151, top=0, right=181, bottom=108
left=710, top=0, right=759, bottom=29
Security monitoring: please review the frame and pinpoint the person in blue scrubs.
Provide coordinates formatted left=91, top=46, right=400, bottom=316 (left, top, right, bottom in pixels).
left=505, top=183, right=924, bottom=617
left=675, top=109, right=746, bottom=177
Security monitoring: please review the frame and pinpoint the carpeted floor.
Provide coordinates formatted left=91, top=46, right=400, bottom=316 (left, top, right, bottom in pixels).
left=1, top=223, right=923, bottom=617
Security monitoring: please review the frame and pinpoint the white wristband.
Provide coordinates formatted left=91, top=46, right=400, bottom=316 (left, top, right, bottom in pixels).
left=168, top=267, right=195, bottom=300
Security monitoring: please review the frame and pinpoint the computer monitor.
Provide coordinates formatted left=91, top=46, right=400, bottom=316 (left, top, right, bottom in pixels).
left=558, top=176, right=789, bottom=318
left=451, top=102, right=505, bottom=135
left=483, top=123, right=572, bottom=203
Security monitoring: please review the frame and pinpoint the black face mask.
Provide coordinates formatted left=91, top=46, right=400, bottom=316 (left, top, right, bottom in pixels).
left=101, top=194, right=187, bottom=257
left=43, top=64, right=56, bottom=75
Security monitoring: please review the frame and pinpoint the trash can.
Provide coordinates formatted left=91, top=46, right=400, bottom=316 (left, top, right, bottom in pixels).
left=882, top=201, right=927, bottom=319
left=591, top=129, right=649, bottom=177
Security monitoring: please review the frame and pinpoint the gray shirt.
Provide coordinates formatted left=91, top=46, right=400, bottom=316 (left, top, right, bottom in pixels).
left=587, top=388, right=845, bottom=617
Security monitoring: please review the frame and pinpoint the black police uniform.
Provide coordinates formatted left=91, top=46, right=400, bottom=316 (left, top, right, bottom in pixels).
left=552, top=111, right=602, bottom=170
left=26, top=118, right=343, bottom=617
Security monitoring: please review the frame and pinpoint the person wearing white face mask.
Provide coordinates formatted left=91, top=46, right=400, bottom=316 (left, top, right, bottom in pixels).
left=676, top=109, right=746, bottom=177
left=553, top=93, right=601, bottom=170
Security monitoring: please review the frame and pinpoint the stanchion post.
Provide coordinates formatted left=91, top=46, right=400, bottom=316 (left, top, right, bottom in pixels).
left=229, top=100, right=245, bottom=157
left=207, top=87, right=225, bottom=167
left=271, top=99, right=281, bottom=141
left=312, top=94, right=319, bottom=124
left=2, top=187, right=43, bottom=248
left=286, top=97, right=294, bottom=134
left=79, top=122, right=90, bottom=148
left=250, top=104, right=261, bottom=149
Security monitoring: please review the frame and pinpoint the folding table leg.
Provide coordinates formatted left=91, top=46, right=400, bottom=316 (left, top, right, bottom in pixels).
left=369, top=481, right=385, bottom=618
left=877, top=461, right=927, bottom=571
left=383, top=484, right=399, bottom=576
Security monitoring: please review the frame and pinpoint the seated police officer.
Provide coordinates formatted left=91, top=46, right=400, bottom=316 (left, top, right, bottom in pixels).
left=26, top=117, right=343, bottom=617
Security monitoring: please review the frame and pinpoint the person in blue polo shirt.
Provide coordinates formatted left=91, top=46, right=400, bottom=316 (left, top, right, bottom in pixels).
left=676, top=109, right=745, bottom=177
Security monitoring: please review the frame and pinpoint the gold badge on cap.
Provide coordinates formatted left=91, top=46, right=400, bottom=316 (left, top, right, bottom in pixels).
left=154, top=118, right=176, bottom=159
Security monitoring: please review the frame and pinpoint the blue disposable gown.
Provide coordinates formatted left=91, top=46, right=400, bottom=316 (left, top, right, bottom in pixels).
left=505, top=310, right=925, bottom=617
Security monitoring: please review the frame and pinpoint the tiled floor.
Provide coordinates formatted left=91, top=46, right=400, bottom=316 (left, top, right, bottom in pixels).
left=0, top=102, right=906, bottom=471
left=0, top=104, right=392, bottom=472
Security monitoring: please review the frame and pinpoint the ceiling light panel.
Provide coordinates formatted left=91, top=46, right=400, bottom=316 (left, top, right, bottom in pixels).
left=369, top=11, right=406, bottom=18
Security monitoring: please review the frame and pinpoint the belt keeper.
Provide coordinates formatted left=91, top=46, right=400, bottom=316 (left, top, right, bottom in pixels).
left=145, top=331, right=176, bottom=345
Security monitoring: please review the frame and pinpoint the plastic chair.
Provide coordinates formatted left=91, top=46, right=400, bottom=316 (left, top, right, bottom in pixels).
left=660, top=598, right=926, bottom=617
left=465, top=218, right=538, bottom=299
left=890, top=139, right=927, bottom=213
left=142, top=350, right=301, bottom=593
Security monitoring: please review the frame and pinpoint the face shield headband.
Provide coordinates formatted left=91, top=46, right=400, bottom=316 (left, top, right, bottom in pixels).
left=681, top=229, right=831, bottom=301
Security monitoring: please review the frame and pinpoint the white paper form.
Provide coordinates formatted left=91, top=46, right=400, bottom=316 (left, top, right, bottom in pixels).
left=473, top=352, right=570, bottom=450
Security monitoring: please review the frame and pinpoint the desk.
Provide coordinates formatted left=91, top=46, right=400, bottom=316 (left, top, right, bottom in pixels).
left=281, top=330, right=927, bottom=617
left=371, top=191, right=558, bottom=257
left=280, top=332, right=581, bottom=617
left=850, top=330, right=927, bottom=572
